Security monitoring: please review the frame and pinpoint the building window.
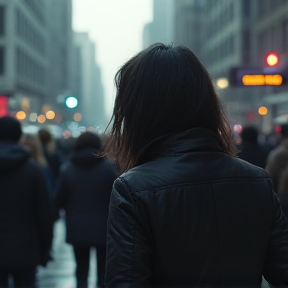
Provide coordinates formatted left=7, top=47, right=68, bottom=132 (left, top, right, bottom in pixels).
left=242, top=30, right=250, bottom=65
left=229, top=3, right=234, bottom=22
left=242, top=0, right=250, bottom=17
left=0, top=47, right=4, bottom=75
left=257, top=0, right=263, bottom=19
left=283, top=21, right=288, bottom=52
left=0, top=6, right=4, bottom=36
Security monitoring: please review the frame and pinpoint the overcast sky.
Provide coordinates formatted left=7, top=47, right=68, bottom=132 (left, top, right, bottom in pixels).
left=72, top=0, right=153, bottom=117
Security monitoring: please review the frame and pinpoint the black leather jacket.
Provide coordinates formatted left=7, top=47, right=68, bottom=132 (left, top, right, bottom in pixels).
left=105, top=128, right=288, bottom=288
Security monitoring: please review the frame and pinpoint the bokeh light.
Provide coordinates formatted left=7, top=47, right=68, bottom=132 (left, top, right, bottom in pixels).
left=46, top=110, right=56, bottom=120
left=258, top=106, right=268, bottom=116
left=37, top=114, right=46, bottom=123
left=29, top=113, right=38, bottom=122
left=73, top=112, right=82, bottom=122
left=16, top=111, right=26, bottom=120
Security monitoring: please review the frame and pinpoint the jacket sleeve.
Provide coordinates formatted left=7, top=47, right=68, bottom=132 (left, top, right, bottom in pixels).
left=263, top=191, right=288, bottom=286
left=34, top=167, right=54, bottom=266
left=105, top=177, right=152, bottom=288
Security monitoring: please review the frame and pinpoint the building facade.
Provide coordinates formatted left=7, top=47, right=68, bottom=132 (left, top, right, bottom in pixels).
left=174, top=0, right=205, bottom=60
left=170, top=0, right=288, bottom=130
left=0, top=0, right=73, bottom=125
left=73, top=32, right=105, bottom=129
left=43, top=0, right=73, bottom=111
left=250, top=0, right=288, bottom=126
left=143, top=0, right=175, bottom=49
left=201, top=0, right=255, bottom=127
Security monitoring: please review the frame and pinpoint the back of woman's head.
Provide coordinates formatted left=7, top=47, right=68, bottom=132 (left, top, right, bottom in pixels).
left=105, top=43, right=235, bottom=171
left=20, top=134, right=47, bottom=167
left=74, top=132, right=102, bottom=151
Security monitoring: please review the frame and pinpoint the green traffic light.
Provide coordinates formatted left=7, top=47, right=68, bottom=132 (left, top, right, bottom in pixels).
left=65, top=96, right=78, bottom=108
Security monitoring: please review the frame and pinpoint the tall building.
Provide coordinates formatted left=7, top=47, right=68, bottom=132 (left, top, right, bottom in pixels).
left=200, top=0, right=254, bottom=126
left=0, top=0, right=48, bottom=115
left=250, top=0, right=288, bottom=123
left=43, top=0, right=73, bottom=111
left=0, top=0, right=73, bottom=124
left=202, top=0, right=252, bottom=78
left=143, top=0, right=175, bottom=48
left=73, top=32, right=105, bottom=129
left=146, top=1, right=288, bottom=129
left=174, top=0, right=205, bottom=60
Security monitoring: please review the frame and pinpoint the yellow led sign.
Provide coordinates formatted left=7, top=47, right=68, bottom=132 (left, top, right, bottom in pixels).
left=242, top=74, right=283, bottom=86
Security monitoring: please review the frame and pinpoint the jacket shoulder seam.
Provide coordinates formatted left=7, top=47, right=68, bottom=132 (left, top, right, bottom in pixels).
left=130, top=176, right=271, bottom=194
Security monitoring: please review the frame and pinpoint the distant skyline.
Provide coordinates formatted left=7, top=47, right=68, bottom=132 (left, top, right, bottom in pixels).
left=72, top=0, right=153, bottom=118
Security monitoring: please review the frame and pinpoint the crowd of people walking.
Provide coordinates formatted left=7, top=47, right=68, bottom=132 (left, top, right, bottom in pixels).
left=1, top=43, right=288, bottom=288
left=0, top=116, right=118, bottom=288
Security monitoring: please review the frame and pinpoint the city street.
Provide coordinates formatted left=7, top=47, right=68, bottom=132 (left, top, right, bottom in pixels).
left=37, top=218, right=97, bottom=288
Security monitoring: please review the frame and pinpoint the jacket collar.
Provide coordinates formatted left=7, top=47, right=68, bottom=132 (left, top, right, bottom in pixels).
left=138, top=128, right=222, bottom=164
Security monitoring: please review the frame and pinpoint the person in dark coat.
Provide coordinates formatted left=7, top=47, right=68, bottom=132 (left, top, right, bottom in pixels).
left=0, top=116, right=53, bottom=288
left=55, top=132, right=119, bottom=288
left=266, top=123, right=288, bottom=194
left=38, top=128, right=63, bottom=184
left=266, top=123, right=288, bottom=218
left=237, top=125, right=269, bottom=168
left=103, top=43, right=288, bottom=288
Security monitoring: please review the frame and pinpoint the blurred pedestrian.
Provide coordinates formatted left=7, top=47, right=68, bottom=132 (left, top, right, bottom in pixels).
left=265, top=123, right=288, bottom=193
left=38, top=128, right=63, bottom=183
left=20, top=133, right=59, bottom=222
left=0, top=116, right=53, bottom=288
left=20, top=134, right=54, bottom=195
left=55, top=132, right=119, bottom=288
left=237, top=125, right=269, bottom=168
left=104, top=43, right=288, bottom=288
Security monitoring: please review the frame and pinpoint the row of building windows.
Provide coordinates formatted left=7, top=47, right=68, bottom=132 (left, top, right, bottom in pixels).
left=22, top=0, right=44, bottom=24
left=16, top=8, right=45, bottom=54
left=205, top=34, right=235, bottom=65
left=0, top=47, right=4, bottom=75
left=16, top=47, right=45, bottom=85
left=257, top=0, right=288, bottom=19
left=257, top=20, right=288, bottom=59
left=0, top=6, right=4, bottom=36
left=206, top=3, right=234, bottom=37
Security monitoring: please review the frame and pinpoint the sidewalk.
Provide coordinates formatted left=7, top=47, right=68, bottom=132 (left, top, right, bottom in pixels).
left=37, top=218, right=96, bottom=288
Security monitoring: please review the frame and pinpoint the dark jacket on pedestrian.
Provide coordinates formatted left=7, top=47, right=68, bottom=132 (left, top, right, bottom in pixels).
left=237, top=126, right=269, bottom=169
left=265, top=138, right=288, bottom=193
left=105, top=128, right=288, bottom=288
left=55, top=148, right=119, bottom=246
left=0, top=142, right=53, bottom=270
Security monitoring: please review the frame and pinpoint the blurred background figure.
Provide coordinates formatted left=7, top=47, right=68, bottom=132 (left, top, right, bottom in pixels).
left=265, top=123, right=288, bottom=194
left=20, top=134, right=54, bottom=196
left=38, top=129, right=63, bottom=186
left=20, top=134, right=59, bottom=222
left=237, top=125, right=269, bottom=169
left=55, top=131, right=119, bottom=288
left=57, top=136, right=77, bottom=160
left=277, top=164, right=288, bottom=219
left=0, top=116, right=53, bottom=288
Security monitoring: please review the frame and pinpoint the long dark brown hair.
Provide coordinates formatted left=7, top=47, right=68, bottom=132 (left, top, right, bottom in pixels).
left=104, top=43, right=236, bottom=172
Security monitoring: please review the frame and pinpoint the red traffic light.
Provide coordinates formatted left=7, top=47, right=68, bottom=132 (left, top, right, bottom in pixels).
left=266, top=52, right=279, bottom=67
